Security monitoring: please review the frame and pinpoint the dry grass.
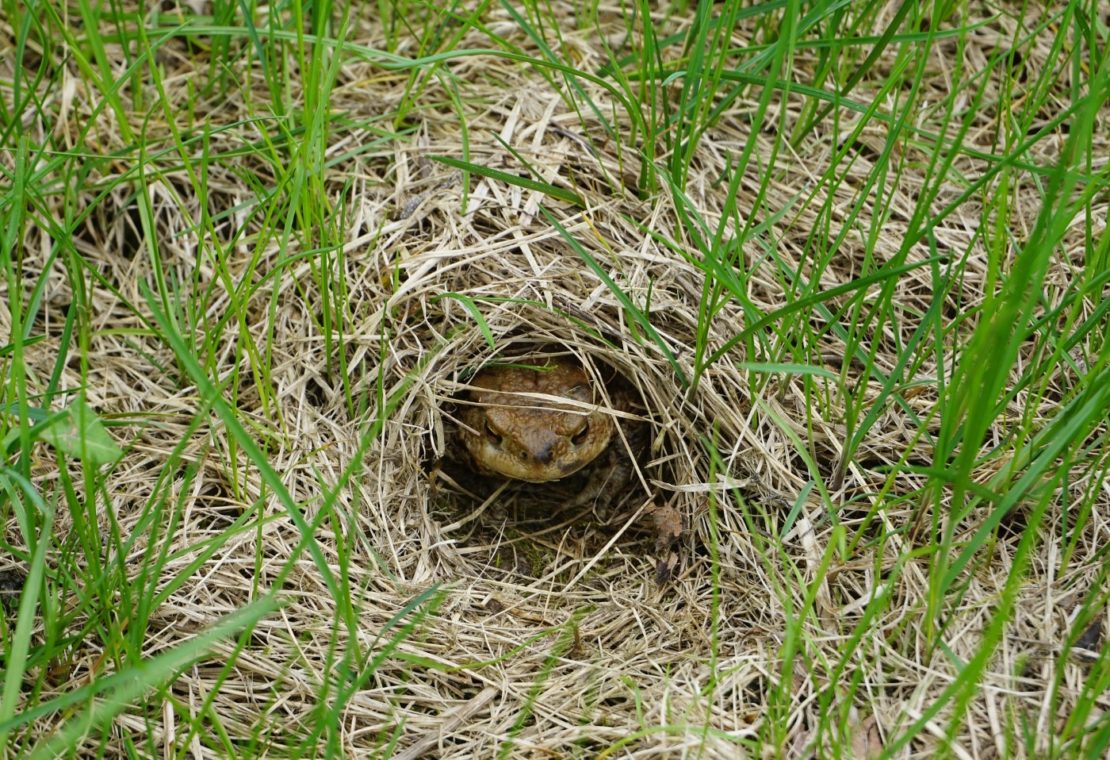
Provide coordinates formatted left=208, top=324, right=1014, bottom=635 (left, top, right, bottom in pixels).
left=1, top=1, right=1108, bottom=758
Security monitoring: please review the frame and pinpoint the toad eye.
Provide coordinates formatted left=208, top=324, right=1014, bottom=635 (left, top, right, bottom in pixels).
left=571, top=421, right=590, bottom=446
left=569, top=384, right=592, bottom=401
left=484, top=420, right=502, bottom=444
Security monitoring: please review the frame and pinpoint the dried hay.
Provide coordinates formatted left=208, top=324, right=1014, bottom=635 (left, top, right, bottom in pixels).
left=1, top=1, right=1107, bottom=757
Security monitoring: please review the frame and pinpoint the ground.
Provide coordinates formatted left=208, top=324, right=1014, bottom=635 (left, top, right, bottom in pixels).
left=0, top=2, right=1108, bottom=758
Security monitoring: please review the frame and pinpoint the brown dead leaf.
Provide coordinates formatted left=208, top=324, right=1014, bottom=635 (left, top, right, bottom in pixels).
left=850, top=713, right=883, bottom=760
left=646, top=502, right=683, bottom=553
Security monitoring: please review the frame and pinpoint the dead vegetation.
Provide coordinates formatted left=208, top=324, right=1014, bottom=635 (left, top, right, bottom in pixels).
left=1, top=1, right=1107, bottom=757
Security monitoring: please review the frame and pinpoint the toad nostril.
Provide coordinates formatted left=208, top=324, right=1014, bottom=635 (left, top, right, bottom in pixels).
left=535, top=445, right=553, bottom=464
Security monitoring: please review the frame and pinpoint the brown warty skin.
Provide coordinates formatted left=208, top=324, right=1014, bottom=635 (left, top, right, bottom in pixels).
left=459, top=360, right=614, bottom=483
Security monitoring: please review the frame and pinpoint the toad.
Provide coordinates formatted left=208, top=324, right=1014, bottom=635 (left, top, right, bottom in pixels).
left=455, top=359, right=644, bottom=509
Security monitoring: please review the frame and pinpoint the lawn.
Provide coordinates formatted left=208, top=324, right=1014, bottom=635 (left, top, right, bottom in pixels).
left=1, top=1, right=1108, bottom=757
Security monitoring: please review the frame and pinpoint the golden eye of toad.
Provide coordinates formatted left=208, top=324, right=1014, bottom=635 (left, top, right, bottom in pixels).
left=484, top=421, right=501, bottom=443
